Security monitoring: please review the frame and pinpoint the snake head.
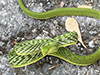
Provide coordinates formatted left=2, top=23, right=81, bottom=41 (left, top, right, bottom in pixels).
left=41, top=42, right=58, bottom=56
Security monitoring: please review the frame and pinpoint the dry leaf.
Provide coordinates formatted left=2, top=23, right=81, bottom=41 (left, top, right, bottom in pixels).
left=95, top=9, right=100, bottom=11
left=60, top=1, right=65, bottom=7
left=48, top=64, right=62, bottom=70
left=0, top=51, right=3, bottom=54
left=85, top=1, right=92, bottom=4
left=12, top=41, right=17, bottom=44
left=86, top=72, right=89, bottom=75
left=77, top=5, right=92, bottom=9
left=65, top=17, right=87, bottom=49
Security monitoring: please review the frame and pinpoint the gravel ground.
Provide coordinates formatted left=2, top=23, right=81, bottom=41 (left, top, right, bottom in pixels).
left=0, top=0, right=100, bottom=75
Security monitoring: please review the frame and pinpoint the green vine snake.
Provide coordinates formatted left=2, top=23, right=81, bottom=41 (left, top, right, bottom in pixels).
left=7, top=0, right=100, bottom=68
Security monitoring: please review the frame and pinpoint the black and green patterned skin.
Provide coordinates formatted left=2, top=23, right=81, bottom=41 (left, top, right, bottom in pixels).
left=54, top=32, right=78, bottom=47
left=7, top=50, right=45, bottom=67
left=15, top=39, right=54, bottom=55
left=7, top=32, right=78, bottom=67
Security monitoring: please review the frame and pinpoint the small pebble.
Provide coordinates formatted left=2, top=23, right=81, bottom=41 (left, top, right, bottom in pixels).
left=60, top=1, right=65, bottom=7
left=88, top=40, right=94, bottom=48
left=54, top=20, right=58, bottom=25
left=78, top=43, right=81, bottom=46
left=81, top=48, right=83, bottom=50
left=40, top=3, right=43, bottom=7
left=1, top=0, right=7, bottom=5
left=47, top=2, right=51, bottom=5
left=89, top=31, right=98, bottom=35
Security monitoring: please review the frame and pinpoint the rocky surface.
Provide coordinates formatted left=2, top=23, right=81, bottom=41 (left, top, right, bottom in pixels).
left=0, top=0, right=100, bottom=75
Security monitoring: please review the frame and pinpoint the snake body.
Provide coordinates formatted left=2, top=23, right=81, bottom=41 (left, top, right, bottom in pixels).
left=17, top=0, right=100, bottom=19
left=7, top=0, right=100, bottom=68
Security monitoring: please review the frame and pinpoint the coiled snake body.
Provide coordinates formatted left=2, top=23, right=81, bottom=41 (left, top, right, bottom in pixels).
left=7, top=0, right=100, bottom=67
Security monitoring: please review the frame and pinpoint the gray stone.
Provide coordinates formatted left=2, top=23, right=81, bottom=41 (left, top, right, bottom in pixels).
left=0, top=56, right=8, bottom=64
left=0, top=64, right=5, bottom=69
left=41, top=63, right=51, bottom=74
left=51, top=66, right=67, bottom=75
left=0, top=41, right=5, bottom=46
